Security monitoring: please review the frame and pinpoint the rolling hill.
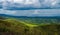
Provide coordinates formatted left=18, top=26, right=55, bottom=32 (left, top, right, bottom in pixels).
left=0, top=16, right=60, bottom=35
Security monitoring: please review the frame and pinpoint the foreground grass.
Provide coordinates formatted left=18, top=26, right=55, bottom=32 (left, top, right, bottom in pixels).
left=0, top=17, right=60, bottom=35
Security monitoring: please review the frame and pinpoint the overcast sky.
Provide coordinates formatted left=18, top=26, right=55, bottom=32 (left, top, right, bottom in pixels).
left=0, top=0, right=60, bottom=9
left=0, top=0, right=60, bottom=16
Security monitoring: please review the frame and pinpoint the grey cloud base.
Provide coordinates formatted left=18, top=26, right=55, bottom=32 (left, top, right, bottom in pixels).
left=0, top=0, right=60, bottom=9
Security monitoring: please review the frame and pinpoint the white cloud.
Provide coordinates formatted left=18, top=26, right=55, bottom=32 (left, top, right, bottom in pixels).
left=13, top=0, right=40, bottom=4
left=24, top=0, right=38, bottom=4
left=33, top=10, right=40, bottom=14
left=1, top=0, right=60, bottom=9
left=51, top=1, right=56, bottom=6
left=14, top=0, right=24, bottom=3
left=13, top=0, right=60, bottom=8
left=2, top=0, right=41, bottom=8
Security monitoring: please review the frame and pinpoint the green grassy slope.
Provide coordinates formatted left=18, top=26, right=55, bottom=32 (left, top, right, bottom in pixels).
left=0, top=17, right=60, bottom=35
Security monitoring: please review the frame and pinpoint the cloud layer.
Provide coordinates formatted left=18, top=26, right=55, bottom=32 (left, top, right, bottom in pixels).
left=0, top=0, right=60, bottom=16
left=0, top=9, right=60, bottom=16
left=0, top=0, right=60, bottom=9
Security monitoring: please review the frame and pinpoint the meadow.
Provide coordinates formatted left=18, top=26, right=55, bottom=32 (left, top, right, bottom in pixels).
left=0, top=16, right=60, bottom=35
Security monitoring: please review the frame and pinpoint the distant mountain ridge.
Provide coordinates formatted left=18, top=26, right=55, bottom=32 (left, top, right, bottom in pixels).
left=0, top=14, right=60, bottom=18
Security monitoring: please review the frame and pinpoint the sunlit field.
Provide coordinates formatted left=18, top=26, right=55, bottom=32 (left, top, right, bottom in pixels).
left=0, top=16, right=60, bottom=35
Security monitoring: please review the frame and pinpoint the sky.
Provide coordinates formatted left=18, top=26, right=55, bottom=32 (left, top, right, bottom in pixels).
left=0, top=9, right=60, bottom=16
left=0, top=0, right=60, bottom=16
left=1, top=0, right=60, bottom=9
